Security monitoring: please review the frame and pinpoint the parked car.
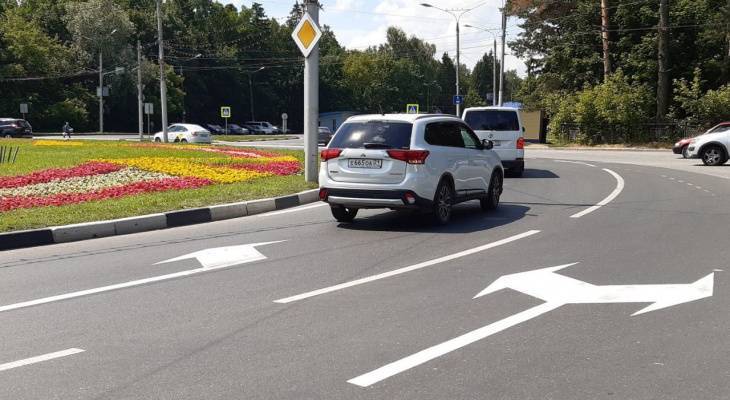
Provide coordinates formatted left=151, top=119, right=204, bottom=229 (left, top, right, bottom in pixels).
left=226, top=124, right=250, bottom=135
left=318, top=113, right=503, bottom=225
left=462, top=107, right=525, bottom=177
left=686, top=122, right=730, bottom=165
left=0, top=118, right=32, bottom=138
left=674, top=122, right=730, bottom=158
left=318, top=127, right=334, bottom=145
left=204, top=124, right=225, bottom=135
left=153, top=124, right=211, bottom=144
left=242, top=123, right=265, bottom=134
left=245, top=121, right=282, bottom=135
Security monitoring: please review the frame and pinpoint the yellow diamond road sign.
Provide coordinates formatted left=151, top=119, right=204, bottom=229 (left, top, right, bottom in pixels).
left=292, top=12, right=322, bottom=58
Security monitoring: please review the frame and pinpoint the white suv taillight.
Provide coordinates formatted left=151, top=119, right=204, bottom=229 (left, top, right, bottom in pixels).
left=516, top=137, right=525, bottom=149
left=387, top=150, right=429, bottom=164
left=320, top=148, right=343, bottom=161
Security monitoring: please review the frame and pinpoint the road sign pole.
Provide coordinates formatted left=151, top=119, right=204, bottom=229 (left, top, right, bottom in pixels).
left=137, top=40, right=143, bottom=141
left=304, top=1, right=320, bottom=183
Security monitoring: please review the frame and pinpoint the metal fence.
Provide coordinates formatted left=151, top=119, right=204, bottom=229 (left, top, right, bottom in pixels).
left=556, top=122, right=705, bottom=144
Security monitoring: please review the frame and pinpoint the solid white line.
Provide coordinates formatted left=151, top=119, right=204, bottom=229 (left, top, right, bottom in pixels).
left=347, top=302, right=561, bottom=387
left=570, top=168, right=625, bottom=219
left=273, top=230, right=541, bottom=304
left=254, top=202, right=326, bottom=218
left=0, top=348, right=85, bottom=372
left=553, top=159, right=597, bottom=168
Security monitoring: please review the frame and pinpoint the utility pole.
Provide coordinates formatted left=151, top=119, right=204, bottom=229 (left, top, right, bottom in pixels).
left=499, top=9, right=506, bottom=106
left=456, top=21, right=461, bottom=116
left=657, top=0, right=670, bottom=119
left=248, top=74, right=255, bottom=121
left=304, top=0, right=320, bottom=183
left=137, top=40, right=143, bottom=141
left=601, top=0, right=611, bottom=79
left=156, top=0, right=169, bottom=142
left=99, top=52, right=104, bottom=134
left=492, top=42, right=497, bottom=106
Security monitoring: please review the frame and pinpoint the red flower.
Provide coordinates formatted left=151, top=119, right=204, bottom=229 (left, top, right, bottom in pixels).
left=0, top=162, right=123, bottom=189
left=1, top=177, right=212, bottom=212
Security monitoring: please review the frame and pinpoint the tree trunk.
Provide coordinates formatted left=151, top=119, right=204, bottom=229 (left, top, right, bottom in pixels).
left=601, top=0, right=611, bottom=79
left=656, top=0, right=670, bottom=120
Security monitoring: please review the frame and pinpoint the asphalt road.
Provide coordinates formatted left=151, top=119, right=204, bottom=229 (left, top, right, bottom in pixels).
left=1, top=156, right=729, bottom=399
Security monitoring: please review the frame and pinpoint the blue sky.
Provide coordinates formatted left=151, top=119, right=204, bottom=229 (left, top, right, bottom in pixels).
left=224, top=0, right=526, bottom=75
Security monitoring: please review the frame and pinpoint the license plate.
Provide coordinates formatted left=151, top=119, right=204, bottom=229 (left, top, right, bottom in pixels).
left=348, top=159, right=382, bottom=169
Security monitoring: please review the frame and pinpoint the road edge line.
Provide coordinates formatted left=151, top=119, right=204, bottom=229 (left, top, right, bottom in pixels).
left=570, top=168, right=625, bottom=219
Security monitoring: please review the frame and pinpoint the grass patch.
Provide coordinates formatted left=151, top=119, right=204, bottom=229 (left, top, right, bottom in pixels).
left=213, top=135, right=298, bottom=142
left=0, top=138, right=316, bottom=232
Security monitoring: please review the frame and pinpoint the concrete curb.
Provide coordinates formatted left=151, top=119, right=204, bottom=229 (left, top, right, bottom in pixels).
left=0, top=189, right=319, bottom=251
left=528, top=146, right=669, bottom=152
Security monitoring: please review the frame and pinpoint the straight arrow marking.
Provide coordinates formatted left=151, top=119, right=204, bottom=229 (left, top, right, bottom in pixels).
left=0, top=242, right=282, bottom=314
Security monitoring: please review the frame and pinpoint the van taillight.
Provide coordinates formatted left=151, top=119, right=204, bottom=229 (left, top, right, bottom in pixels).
left=387, top=150, right=429, bottom=164
left=516, top=137, right=525, bottom=149
left=320, top=148, right=342, bottom=161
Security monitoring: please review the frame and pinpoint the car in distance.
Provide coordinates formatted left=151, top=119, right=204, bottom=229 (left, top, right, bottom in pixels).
left=686, top=122, right=730, bottom=165
left=153, top=123, right=211, bottom=144
left=318, top=127, right=334, bottom=145
left=245, top=121, right=281, bottom=135
left=226, top=124, right=250, bottom=135
left=674, top=122, right=730, bottom=158
left=242, top=123, right=265, bottom=134
left=462, top=107, right=525, bottom=177
left=318, top=114, right=504, bottom=225
left=203, top=124, right=225, bottom=135
left=0, top=118, right=33, bottom=138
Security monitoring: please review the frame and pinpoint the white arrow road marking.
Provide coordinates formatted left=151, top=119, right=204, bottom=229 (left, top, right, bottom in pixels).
left=570, top=168, right=625, bottom=218
left=0, top=242, right=283, bottom=314
left=0, top=348, right=85, bottom=372
left=350, top=263, right=715, bottom=387
left=273, top=230, right=540, bottom=304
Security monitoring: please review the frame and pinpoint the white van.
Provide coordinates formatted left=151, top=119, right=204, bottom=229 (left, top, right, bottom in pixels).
left=462, top=107, right=525, bottom=177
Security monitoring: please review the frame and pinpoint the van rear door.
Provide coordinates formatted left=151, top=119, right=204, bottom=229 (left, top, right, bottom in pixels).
left=463, top=109, right=522, bottom=161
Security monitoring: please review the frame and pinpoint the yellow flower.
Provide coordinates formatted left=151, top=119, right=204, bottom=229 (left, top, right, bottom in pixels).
left=34, top=140, right=84, bottom=147
left=99, top=157, right=269, bottom=183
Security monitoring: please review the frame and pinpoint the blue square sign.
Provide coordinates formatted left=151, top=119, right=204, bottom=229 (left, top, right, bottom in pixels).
left=453, top=95, right=464, bottom=105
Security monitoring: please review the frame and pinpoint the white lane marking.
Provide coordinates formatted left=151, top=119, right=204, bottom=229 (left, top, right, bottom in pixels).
left=0, top=242, right=280, bottom=314
left=553, top=160, right=597, bottom=168
left=669, top=177, right=675, bottom=180
left=704, top=189, right=711, bottom=193
left=273, top=230, right=541, bottom=304
left=687, top=183, right=694, bottom=186
left=0, top=348, right=85, bottom=372
left=350, top=264, right=715, bottom=387
left=696, top=186, right=702, bottom=190
left=348, top=302, right=560, bottom=387
left=660, top=175, right=667, bottom=178
left=570, top=168, right=625, bottom=219
left=678, top=180, right=685, bottom=183
left=254, top=202, right=326, bottom=218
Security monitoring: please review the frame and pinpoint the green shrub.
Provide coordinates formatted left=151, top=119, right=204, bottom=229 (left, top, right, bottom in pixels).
left=44, top=98, right=89, bottom=129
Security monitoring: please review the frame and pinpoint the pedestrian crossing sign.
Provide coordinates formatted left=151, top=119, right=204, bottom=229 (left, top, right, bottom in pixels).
left=406, top=104, right=419, bottom=114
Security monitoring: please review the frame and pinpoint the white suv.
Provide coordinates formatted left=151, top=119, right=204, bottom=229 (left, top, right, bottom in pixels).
left=462, top=107, right=525, bottom=177
left=318, top=114, right=504, bottom=224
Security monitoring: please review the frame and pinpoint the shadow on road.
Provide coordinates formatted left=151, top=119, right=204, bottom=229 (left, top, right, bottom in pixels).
left=516, top=169, right=560, bottom=179
left=337, top=203, right=531, bottom=234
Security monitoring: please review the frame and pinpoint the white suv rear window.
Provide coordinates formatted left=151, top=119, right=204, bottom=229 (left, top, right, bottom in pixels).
left=464, top=110, right=519, bottom=131
left=329, top=121, right=412, bottom=149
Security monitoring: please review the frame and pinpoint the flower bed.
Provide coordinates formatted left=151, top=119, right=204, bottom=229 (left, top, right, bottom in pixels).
left=0, top=143, right=302, bottom=213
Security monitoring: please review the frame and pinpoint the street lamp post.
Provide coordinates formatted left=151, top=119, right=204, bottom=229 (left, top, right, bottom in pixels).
left=246, top=67, right=265, bottom=121
left=96, top=29, right=117, bottom=134
left=420, top=2, right=486, bottom=116
left=464, top=24, right=499, bottom=106
left=156, top=0, right=168, bottom=142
